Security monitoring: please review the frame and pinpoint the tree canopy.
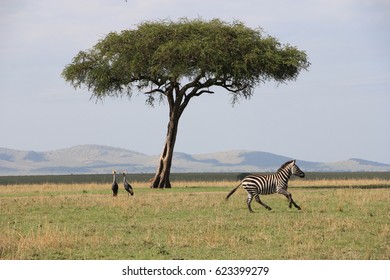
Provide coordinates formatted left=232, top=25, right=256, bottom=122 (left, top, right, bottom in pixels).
left=62, top=18, right=309, bottom=105
left=62, top=18, right=310, bottom=188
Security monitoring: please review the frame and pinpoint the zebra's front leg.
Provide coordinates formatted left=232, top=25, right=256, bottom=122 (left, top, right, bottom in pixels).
left=289, top=197, right=301, bottom=210
left=254, top=194, right=272, bottom=211
left=246, top=194, right=255, bottom=213
left=279, top=189, right=301, bottom=210
left=291, top=197, right=301, bottom=210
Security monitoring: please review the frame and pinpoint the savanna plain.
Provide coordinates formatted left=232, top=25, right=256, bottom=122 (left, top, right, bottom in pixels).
left=0, top=175, right=389, bottom=260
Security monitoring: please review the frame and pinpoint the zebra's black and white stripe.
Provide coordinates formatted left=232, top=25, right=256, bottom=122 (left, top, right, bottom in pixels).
left=226, top=160, right=305, bottom=212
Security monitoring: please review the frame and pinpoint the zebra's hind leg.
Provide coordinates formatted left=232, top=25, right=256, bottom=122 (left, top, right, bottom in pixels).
left=246, top=194, right=255, bottom=213
left=254, top=194, right=272, bottom=211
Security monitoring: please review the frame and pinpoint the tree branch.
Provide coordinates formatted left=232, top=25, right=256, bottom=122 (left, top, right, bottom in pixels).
left=166, top=84, right=175, bottom=111
left=193, top=89, right=214, bottom=96
left=144, top=88, right=165, bottom=95
left=180, top=73, right=204, bottom=93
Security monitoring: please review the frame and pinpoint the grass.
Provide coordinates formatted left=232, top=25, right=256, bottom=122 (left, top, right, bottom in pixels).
left=0, top=179, right=389, bottom=260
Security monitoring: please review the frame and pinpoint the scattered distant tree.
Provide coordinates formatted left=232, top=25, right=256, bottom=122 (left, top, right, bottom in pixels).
left=62, top=18, right=310, bottom=188
left=237, top=173, right=253, bottom=181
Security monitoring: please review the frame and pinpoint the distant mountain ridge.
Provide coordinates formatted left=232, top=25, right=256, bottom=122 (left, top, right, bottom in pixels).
left=0, top=144, right=389, bottom=175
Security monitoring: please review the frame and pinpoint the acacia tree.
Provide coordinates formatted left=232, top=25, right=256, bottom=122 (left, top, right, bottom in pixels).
left=62, top=18, right=310, bottom=188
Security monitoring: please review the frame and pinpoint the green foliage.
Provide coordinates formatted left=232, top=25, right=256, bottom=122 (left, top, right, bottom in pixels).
left=62, top=18, right=310, bottom=104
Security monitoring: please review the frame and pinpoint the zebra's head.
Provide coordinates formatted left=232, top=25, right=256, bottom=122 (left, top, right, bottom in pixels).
left=290, top=160, right=305, bottom=178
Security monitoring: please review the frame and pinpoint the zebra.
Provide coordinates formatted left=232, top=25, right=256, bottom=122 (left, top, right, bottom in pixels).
left=122, top=172, right=134, bottom=196
left=226, top=160, right=305, bottom=212
left=112, top=170, right=119, bottom=197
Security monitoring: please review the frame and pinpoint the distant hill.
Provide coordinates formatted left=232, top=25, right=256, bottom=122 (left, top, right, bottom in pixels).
left=0, top=144, right=389, bottom=175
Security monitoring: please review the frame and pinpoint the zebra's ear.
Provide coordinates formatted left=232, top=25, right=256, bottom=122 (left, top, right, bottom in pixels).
left=292, top=160, right=296, bottom=165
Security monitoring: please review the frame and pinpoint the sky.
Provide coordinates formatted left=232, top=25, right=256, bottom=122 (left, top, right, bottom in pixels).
left=1, top=0, right=389, bottom=164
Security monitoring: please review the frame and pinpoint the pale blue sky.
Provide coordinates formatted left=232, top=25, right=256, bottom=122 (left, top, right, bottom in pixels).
left=1, top=0, right=389, bottom=163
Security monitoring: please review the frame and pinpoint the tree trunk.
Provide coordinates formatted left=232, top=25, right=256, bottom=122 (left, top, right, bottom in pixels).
left=150, top=111, right=180, bottom=189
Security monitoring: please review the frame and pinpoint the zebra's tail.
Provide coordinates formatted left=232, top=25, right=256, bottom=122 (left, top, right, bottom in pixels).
left=225, top=182, right=242, bottom=201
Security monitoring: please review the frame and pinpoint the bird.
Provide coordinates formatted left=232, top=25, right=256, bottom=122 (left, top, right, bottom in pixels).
left=111, top=170, right=118, bottom=197
left=122, top=172, right=134, bottom=197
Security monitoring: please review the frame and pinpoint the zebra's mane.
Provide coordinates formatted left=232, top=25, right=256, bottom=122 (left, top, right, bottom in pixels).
left=277, top=160, right=295, bottom=173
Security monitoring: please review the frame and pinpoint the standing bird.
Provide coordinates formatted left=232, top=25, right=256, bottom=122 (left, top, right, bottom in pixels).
left=122, top=172, right=134, bottom=196
left=111, top=170, right=119, bottom=197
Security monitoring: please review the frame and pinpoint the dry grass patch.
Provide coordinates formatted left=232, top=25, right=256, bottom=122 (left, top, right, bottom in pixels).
left=0, top=182, right=389, bottom=259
